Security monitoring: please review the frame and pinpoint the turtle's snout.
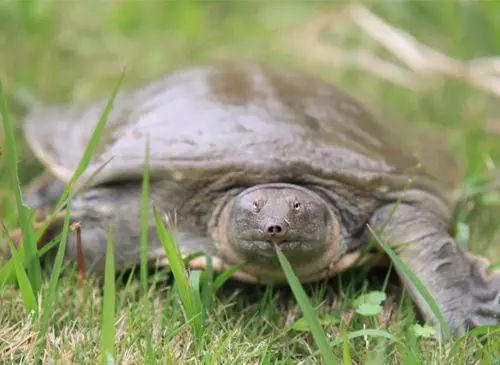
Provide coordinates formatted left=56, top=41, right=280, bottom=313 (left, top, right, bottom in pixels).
left=263, top=218, right=289, bottom=243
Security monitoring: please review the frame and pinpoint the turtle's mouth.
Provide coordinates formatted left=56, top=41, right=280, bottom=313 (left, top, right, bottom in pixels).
left=239, top=239, right=324, bottom=262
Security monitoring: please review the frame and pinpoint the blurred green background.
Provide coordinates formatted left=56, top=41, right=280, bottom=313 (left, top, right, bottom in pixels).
left=0, top=1, right=499, bottom=260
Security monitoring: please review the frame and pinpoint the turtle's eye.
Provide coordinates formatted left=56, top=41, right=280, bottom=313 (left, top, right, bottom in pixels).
left=292, top=201, right=301, bottom=212
left=253, top=200, right=261, bottom=212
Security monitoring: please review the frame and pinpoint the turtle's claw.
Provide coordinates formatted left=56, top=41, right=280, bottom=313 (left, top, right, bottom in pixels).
left=462, top=256, right=500, bottom=333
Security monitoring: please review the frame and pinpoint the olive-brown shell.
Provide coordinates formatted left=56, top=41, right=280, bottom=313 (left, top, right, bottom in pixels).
left=24, top=64, right=460, bottom=211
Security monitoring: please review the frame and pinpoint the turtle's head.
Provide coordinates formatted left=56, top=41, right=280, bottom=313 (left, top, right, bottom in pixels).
left=216, top=183, right=342, bottom=282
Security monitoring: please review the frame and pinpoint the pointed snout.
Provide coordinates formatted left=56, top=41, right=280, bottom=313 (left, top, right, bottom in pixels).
left=263, top=217, right=289, bottom=243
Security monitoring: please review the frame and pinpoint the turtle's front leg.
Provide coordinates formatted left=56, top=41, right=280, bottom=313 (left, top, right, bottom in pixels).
left=47, top=185, right=167, bottom=275
left=23, top=171, right=66, bottom=214
left=369, top=204, right=500, bottom=337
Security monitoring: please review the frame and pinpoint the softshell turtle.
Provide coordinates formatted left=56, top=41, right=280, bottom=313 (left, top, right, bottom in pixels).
left=23, top=64, right=500, bottom=336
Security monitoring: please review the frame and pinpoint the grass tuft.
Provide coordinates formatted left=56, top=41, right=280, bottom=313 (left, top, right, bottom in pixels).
left=101, top=226, right=116, bottom=365
left=276, top=246, right=338, bottom=365
left=7, top=239, right=37, bottom=313
left=212, top=262, right=245, bottom=291
left=0, top=71, right=124, bottom=300
left=199, top=256, right=214, bottom=311
left=36, top=200, right=72, bottom=359
left=153, top=208, right=205, bottom=346
left=0, top=81, right=42, bottom=296
left=341, top=332, right=352, bottom=365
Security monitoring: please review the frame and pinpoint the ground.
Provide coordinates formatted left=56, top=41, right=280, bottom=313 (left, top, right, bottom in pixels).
left=0, top=2, right=499, bottom=364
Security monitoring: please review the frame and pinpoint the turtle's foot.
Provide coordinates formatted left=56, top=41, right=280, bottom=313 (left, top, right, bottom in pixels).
left=418, top=252, right=500, bottom=338
left=369, top=203, right=500, bottom=337
left=4, top=212, right=66, bottom=260
left=460, top=254, right=500, bottom=332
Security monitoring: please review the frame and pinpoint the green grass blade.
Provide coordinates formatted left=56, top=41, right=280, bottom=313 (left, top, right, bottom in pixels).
left=276, top=248, right=338, bottom=365
left=145, top=335, right=155, bottom=365
left=182, top=252, right=204, bottom=266
left=0, top=231, right=62, bottom=287
left=23, top=72, right=125, bottom=284
left=189, top=269, right=204, bottom=314
left=189, top=270, right=201, bottom=294
left=67, top=71, right=125, bottom=188
left=212, top=262, right=245, bottom=291
left=0, top=251, right=19, bottom=287
left=140, top=137, right=151, bottom=296
left=0, top=237, right=60, bottom=287
left=35, top=157, right=113, bottom=245
left=200, top=255, right=213, bottom=310
left=7, top=240, right=37, bottom=313
left=153, top=210, right=191, bottom=302
left=455, top=324, right=500, bottom=346
left=367, top=225, right=451, bottom=340
left=0, top=80, right=42, bottom=295
left=39, top=71, right=125, bottom=241
left=101, top=226, right=116, bottom=365
left=153, top=208, right=204, bottom=344
left=37, top=201, right=72, bottom=359
left=0, top=72, right=124, bottom=293
left=341, top=333, right=352, bottom=365
left=72, top=156, right=115, bottom=197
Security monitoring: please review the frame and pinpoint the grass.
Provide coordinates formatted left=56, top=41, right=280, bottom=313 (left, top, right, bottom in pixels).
left=154, top=208, right=205, bottom=347
left=0, top=80, right=41, bottom=296
left=139, top=137, right=150, bottom=296
left=1, top=1, right=500, bottom=363
left=101, top=227, right=116, bottom=365
left=36, top=200, right=72, bottom=360
left=368, top=226, right=451, bottom=341
left=6, top=238, right=36, bottom=314
left=276, top=247, right=338, bottom=365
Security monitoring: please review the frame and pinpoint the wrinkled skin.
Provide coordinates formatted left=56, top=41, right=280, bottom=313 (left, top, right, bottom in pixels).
left=217, top=183, right=342, bottom=282
left=21, top=64, right=500, bottom=337
left=226, top=184, right=335, bottom=265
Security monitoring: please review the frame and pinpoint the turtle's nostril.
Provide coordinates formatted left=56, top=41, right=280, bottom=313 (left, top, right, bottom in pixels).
left=267, top=225, right=282, bottom=234
left=264, top=218, right=289, bottom=241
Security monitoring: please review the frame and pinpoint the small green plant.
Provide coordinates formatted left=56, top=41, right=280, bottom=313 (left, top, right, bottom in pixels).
left=290, top=314, right=339, bottom=332
left=353, top=290, right=386, bottom=317
left=412, top=324, right=436, bottom=339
